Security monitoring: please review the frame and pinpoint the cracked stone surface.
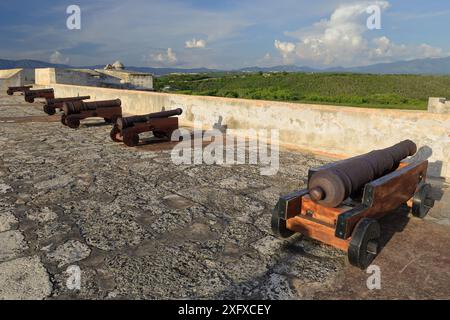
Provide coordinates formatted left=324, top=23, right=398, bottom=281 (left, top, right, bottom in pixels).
left=0, top=256, right=52, bottom=300
left=0, top=93, right=448, bottom=300
left=47, top=240, right=92, bottom=267
left=0, top=230, right=28, bottom=262
left=0, top=211, right=18, bottom=232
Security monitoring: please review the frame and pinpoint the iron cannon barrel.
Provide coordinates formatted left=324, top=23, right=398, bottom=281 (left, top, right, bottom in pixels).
left=8, top=85, right=32, bottom=90
left=24, top=88, right=54, bottom=97
left=308, top=140, right=417, bottom=208
left=63, top=99, right=121, bottom=115
left=117, top=108, right=183, bottom=129
left=46, top=96, right=90, bottom=106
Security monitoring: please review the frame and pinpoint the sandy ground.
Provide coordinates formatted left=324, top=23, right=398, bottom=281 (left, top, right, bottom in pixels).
left=0, top=93, right=448, bottom=300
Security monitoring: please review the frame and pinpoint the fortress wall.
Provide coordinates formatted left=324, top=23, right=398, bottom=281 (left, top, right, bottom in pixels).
left=33, top=81, right=450, bottom=179
left=0, top=68, right=34, bottom=90
left=429, top=97, right=450, bottom=114
left=35, top=68, right=56, bottom=85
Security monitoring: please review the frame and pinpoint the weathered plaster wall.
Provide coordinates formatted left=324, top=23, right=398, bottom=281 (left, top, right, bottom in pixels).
left=0, top=69, right=21, bottom=90
left=96, top=69, right=154, bottom=90
left=37, top=82, right=450, bottom=179
left=0, top=69, right=34, bottom=90
left=35, top=68, right=153, bottom=90
left=35, top=68, right=56, bottom=85
left=429, top=97, right=450, bottom=114
left=35, top=68, right=122, bottom=88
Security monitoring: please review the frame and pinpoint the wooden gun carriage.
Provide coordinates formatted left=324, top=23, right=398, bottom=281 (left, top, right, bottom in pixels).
left=7, top=85, right=32, bottom=96
left=110, top=108, right=183, bottom=147
left=272, top=141, right=435, bottom=269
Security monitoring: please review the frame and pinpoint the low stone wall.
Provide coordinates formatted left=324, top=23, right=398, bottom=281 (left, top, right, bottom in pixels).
left=429, top=97, right=450, bottom=114
left=36, top=82, right=450, bottom=179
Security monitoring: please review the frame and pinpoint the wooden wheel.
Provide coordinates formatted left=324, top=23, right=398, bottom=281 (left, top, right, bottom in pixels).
left=66, top=116, right=81, bottom=129
left=110, top=125, right=123, bottom=142
left=43, top=105, right=56, bottom=116
left=271, top=208, right=295, bottom=239
left=412, top=183, right=434, bottom=219
left=348, top=218, right=380, bottom=269
left=123, top=133, right=140, bottom=147
left=61, top=115, right=68, bottom=126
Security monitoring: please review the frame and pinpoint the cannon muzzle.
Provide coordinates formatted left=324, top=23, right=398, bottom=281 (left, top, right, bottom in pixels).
left=308, top=140, right=417, bottom=208
left=63, top=99, right=121, bottom=115
left=117, top=108, right=183, bottom=129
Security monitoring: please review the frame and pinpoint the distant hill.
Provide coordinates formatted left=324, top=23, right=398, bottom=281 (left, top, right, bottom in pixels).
left=123, top=66, right=222, bottom=76
left=0, top=59, right=70, bottom=69
left=336, top=57, right=450, bottom=75
left=239, top=65, right=317, bottom=73
left=1, top=56, right=450, bottom=75
left=243, top=57, right=450, bottom=75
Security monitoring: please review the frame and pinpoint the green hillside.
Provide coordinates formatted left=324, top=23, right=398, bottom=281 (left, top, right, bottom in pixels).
left=154, top=72, right=450, bottom=110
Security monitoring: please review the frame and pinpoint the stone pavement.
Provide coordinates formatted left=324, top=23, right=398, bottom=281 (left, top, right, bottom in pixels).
left=0, top=93, right=449, bottom=300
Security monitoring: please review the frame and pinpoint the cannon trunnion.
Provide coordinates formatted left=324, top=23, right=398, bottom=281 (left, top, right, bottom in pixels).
left=272, top=140, right=435, bottom=269
left=110, top=108, right=183, bottom=147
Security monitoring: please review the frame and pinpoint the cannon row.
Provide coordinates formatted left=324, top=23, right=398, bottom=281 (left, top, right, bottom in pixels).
left=6, top=85, right=183, bottom=148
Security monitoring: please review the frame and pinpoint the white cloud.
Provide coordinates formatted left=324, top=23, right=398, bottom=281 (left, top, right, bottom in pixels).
left=149, top=48, right=178, bottom=65
left=50, top=51, right=70, bottom=64
left=370, top=37, right=443, bottom=61
left=274, top=40, right=296, bottom=64
left=185, top=38, right=207, bottom=49
left=167, top=48, right=178, bottom=64
left=417, top=44, right=443, bottom=58
left=276, top=1, right=445, bottom=67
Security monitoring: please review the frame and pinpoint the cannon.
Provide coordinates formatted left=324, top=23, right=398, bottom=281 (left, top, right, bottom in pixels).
left=43, top=96, right=91, bottom=115
left=110, top=108, right=183, bottom=147
left=272, top=140, right=435, bottom=269
left=7, top=85, right=32, bottom=96
left=24, top=89, right=55, bottom=103
left=61, top=99, right=122, bottom=129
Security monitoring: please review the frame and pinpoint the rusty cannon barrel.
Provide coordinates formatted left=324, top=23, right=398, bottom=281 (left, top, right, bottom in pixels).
left=44, top=96, right=91, bottom=115
left=308, top=140, right=417, bottom=208
left=63, top=99, right=121, bottom=115
left=46, top=96, right=91, bottom=106
left=24, top=88, right=55, bottom=103
left=117, top=108, right=183, bottom=130
left=7, top=85, right=32, bottom=95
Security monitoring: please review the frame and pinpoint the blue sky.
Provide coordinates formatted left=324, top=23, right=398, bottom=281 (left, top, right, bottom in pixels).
left=0, top=0, right=449, bottom=69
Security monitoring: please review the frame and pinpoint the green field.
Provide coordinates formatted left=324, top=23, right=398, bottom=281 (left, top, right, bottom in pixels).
left=154, top=72, right=450, bottom=110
